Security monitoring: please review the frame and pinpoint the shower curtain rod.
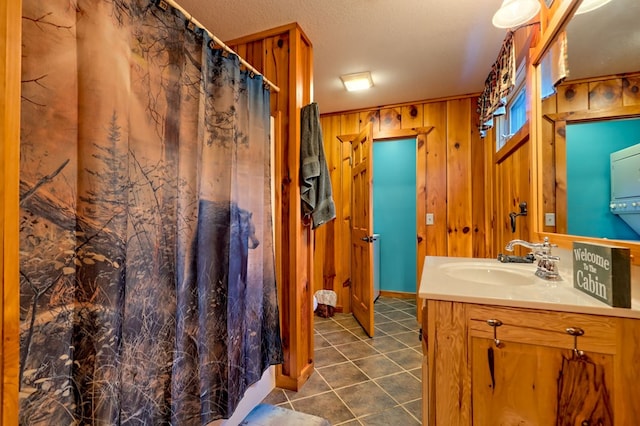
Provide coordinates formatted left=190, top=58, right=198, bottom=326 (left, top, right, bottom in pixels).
left=161, top=0, right=281, bottom=93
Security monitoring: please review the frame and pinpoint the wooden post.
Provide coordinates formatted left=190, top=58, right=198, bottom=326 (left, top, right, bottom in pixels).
left=228, top=23, right=315, bottom=390
left=1, top=0, right=22, bottom=422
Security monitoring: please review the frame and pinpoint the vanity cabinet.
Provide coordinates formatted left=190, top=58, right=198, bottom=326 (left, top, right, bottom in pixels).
left=422, top=300, right=640, bottom=425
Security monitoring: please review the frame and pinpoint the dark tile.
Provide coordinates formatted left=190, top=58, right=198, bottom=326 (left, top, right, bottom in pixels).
left=353, top=355, right=402, bottom=379
left=384, top=298, right=411, bottom=307
left=408, top=367, right=422, bottom=381
left=375, top=372, right=422, bottom=404
left=314, top=346, right=348, bottom=368
left=382, top=309, right=414, bottom=321
left=397, top=317, right=419, bottom=331
left=322, top=329, right=361, bottom=345
left=403, top=398, right=423, bottom=423
left=375, top=321, right=411, bottom=336
left=366, top=335, right=407, bottom=354
left=359, top=406, right=420, bottom=425
left=374, top=312, right=393, bottom=324
left=315, top=333, right=332, bottom=349
left=385, top=348, right=422, bottom=370
left=348, top=326, right=371, bottom=340
left=393, top=330, right=421, bottom=348
left=401, top=298, right=417, bottom=306
left=374, top=303, right=398, bottom=313
left=315, top=320, right=346, bottom=334
left=317, top=362, right=369, bottom=389
left=285, top=371, right=331, bottom=401
left=290, top=391, right=355, bottom=425
left=335, top=381, right=397, bottom=417
left=335, top=340, right=379, bottom=361
left=333, top=315, right=361, bottom=329
left=400, top=305, right=418, bottom=315
left=262, top=388, right=288, bottom=405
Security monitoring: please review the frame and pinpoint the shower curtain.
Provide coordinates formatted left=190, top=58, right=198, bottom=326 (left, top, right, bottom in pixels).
left=19, top=0, right=283, bottom=424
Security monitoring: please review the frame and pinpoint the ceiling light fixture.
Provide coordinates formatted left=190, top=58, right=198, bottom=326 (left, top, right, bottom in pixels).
left=340, top=71, right=373, bottom=91
left=492, top=0, right=541, bottom=28
left=575, top=0, right=613, bottom=15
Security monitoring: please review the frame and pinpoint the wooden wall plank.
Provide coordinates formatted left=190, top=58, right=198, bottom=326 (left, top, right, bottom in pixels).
left=446, top=99, right=473, bottom=257
left=295, top=28, right=314, bottom=390
left=484, top=126, right=499, bottom=255
left=415, top=128, right=429, bottom=322
left=1, top=0, right=21, bottom=422
left=470, top=98, right=489, bottom=258
left=541, top=95, right=558, bottom=234
left=340, top=113, right=360, bottom=134
left=423, top=102, right=448, bottom=257
left=555, top=121, right=568, bottom=235
left=589, top=78, right=623, bottom=110
left=379, top=107, right=401, bottom=131
left=557, top=83, right=588, bottom=113
left=340, top=139, right=352, bottom=312
left=315, top=116, right=343, bottom=305
left=623, top=77, right=640, bottom=106
left=359, top=110, right=379, bottom=136
left=402, top=104, right=424, bottom=129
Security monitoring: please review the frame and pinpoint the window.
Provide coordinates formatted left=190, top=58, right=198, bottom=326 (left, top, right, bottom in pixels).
left=496, top=60, right=527, bottom=151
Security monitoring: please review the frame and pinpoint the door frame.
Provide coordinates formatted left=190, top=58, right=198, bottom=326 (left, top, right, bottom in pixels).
left=338, top=127, right=433, bottom=323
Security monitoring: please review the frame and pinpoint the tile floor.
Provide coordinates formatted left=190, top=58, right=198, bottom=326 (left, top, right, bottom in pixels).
left=261, top=296, right=423, bottom=425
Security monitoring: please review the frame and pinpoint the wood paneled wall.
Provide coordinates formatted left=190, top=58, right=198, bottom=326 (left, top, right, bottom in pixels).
left=1, top=0, right=22, bottom=423
left=316, top=96, right=494, bottom=312
left=227, top=23, right=315, bottom=391
left=494, top=135, right=532, bottom=255
left=541, top=71, right=640, bottom=234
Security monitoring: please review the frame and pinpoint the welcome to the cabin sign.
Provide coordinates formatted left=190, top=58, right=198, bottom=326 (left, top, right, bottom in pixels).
left=572, top=241, right=631, bottom=308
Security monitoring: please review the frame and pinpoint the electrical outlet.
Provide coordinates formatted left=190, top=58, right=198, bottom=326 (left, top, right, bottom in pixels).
left=426, top=213, right=434, bottom=225
left=545, top=213, right=556, bottom=226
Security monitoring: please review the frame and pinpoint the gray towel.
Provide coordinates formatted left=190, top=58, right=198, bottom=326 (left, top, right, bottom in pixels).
left=300, top=102, right=336, bottom=229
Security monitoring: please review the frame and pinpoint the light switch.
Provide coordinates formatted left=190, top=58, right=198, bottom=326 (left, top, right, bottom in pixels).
left=426, top=213, right=434, bottom=225
left=545, top=213, right=556, bottom=226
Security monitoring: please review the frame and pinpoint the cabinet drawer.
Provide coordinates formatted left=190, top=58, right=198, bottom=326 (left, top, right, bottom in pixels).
left=467, top=304, right=617, bottom=355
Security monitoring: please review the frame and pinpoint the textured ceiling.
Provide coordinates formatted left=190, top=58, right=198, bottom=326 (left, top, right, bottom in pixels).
left=177, top=0, right=638, bottom=114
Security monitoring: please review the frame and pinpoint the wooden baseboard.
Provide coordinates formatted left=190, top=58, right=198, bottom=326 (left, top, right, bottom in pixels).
left=275, top=361, right=314, bottom=391
left=379, top=290, right=416, bottom=299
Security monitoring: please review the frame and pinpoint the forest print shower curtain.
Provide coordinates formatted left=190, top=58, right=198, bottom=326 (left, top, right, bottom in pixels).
left=19, top=0, right=283, bottom=424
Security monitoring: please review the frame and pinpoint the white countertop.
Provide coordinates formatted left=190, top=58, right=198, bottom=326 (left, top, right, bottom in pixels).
left=418, top=256, right=640, bottom=319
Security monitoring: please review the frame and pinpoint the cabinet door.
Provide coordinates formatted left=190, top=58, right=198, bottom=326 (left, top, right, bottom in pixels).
left=471, top=336, right=614, bottom=425
left=469, top=305, right=616, bottom=426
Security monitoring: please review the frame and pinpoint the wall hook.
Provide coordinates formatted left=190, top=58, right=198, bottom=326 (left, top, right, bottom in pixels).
left=509, top=201, right=528, bottom=233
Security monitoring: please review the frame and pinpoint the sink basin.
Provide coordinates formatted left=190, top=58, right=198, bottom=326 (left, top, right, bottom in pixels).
left=437, top=261, right=537, bottom=286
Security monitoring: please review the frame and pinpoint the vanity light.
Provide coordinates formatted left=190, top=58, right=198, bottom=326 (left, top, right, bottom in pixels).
left=575, top=0, right=613, bottom=15
left=340, top=71, right=374, bottom=91
left=492, top=0, right=541, bottom=28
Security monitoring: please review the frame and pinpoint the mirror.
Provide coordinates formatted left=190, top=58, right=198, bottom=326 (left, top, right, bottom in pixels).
left=538, top=0, right=640, bottom=242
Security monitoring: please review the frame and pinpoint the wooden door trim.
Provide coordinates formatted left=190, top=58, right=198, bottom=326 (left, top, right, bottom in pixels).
left=340, top=126, right=434, bottom=324
left=338, top=126, right=433, bottom=144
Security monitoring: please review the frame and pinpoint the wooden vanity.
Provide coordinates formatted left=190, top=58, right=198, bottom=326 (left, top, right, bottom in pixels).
left=420, top=256, right=640, bottom=425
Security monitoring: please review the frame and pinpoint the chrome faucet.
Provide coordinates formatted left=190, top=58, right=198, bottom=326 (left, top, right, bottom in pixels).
left=505, top=237, right=561, bottom=281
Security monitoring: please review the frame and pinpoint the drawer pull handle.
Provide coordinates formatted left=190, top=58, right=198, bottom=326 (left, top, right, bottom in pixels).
left=487, top=319, right=503, bottom=348
left=566, top=327, right=585, bottom=358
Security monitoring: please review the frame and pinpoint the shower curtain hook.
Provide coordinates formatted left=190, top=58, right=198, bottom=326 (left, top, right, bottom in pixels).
left=186, top=17, right=196, bottom=33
